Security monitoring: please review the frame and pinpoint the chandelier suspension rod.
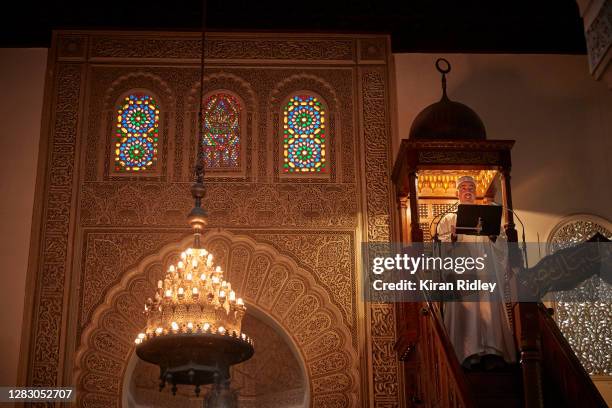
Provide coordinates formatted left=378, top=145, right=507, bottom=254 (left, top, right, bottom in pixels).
left=188, top=0, right=209, bottom=249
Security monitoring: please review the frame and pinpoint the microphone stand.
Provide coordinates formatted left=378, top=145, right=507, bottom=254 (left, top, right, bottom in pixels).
left=505, top=207, right=528, bottom=270
left=491, top=203, right=528, bottom=270
left=431, top=203, right=459, bottom=257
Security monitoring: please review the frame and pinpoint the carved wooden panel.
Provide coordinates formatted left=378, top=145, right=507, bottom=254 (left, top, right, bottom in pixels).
left=23, top=31, right=398, bottom=408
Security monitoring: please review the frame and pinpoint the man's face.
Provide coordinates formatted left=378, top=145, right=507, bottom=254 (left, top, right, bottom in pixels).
left=457, top=181, right=476, bottom=204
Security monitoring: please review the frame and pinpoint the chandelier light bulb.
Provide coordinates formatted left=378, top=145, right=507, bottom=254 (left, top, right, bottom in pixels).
left=138, top=244, right=249, bottom=348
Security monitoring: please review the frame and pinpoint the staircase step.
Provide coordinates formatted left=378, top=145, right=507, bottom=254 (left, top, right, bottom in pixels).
left=467, top=373, right=521, bottom=395
left=465, top=364, right=523, bottom=407
left=475, top=396, right=523, bottom=408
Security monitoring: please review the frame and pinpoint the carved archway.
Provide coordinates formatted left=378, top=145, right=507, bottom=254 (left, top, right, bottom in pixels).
left=547, top=213, right=612, bottom=376
left=123, top=306, right=309, bottom=408
left=74, top=230, right=359, bottom=407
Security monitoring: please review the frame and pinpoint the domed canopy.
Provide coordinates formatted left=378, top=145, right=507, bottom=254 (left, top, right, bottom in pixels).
left=409, top=59, right=486, bottom=140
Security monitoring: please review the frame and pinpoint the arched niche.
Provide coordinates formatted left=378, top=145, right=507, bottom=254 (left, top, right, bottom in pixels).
left=546, top=213, right=612, bottom=376
left=73, top=230, right=358, bottom=407
left=123, top=304, right=309, bottom=407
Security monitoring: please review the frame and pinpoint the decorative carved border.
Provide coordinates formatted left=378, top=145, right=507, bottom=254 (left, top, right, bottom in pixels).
left=27, top=62, right=83, bottom=387
left=88, top=35, right=355, bottom=62
left=360, top=66, right=401, bottom=407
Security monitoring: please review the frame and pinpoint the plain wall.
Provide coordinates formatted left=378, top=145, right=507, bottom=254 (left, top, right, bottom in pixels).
left=393, top=53, right=612, bottom=245
left=0, top=48, right=47, bottom=386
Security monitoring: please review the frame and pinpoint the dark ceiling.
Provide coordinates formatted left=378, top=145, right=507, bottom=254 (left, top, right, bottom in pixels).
left=2, top=0, right=586, bottom=54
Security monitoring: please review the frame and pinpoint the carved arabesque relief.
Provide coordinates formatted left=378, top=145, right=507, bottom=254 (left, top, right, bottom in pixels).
left=548, top=214, right=612, bottom=376
left=74, top=232, right=359, bottom=407
left=25, top=32, right=399, bottom=408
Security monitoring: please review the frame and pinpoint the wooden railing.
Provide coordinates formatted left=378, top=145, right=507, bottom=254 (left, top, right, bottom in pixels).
left=396, top=301, right=476, bottom=407
left=394, top=231, right=610, bottom=407
left=538, top=304, right=608, bottom=408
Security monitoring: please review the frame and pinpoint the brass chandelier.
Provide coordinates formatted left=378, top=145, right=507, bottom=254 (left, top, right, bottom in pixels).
left=133, top=0, right=254, bottom=401
left=133, top=181, right=254, bottom=393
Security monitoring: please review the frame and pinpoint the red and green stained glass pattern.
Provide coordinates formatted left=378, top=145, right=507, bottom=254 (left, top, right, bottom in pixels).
left=283, top=95, right=326, bottom=173
left=115, top=94, right=159, bottom=172
left=202, top=93, right=241, bottom=169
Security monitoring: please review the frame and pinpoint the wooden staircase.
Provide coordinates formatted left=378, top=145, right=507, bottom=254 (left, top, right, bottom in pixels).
left=395, top=300, right=609, bottom=407
left=465, top=365, right=523, bottom=408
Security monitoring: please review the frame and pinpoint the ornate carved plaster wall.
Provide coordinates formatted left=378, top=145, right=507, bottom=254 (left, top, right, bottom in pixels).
left=20, top=31, right=400, bottom=407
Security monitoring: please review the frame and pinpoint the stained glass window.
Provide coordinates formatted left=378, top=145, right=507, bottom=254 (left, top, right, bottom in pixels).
left=283, top=95, right=326, bottom=173
left=202, top=93, right=241, bottom=169
left=114, top=94, right=159, bottom=172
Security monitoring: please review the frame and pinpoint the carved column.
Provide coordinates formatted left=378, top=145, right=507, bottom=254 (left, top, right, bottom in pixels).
left=407, top=171, right=423, bottom=243
left=501, top=169, right=518, bottom=242
left=502, top=168, right=544, bottom=408
left=397, top=196, right=409, bottom=243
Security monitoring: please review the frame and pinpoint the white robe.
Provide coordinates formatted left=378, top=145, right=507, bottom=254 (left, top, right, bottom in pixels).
left=437, top=213, right=517, bottom=365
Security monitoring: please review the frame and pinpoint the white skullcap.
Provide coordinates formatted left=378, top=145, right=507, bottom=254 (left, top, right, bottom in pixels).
left=456, top=175, right=476, bottom=188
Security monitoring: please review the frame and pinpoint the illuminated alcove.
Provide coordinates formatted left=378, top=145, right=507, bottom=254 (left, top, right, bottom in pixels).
left=123, top=305, right=309, bottom=408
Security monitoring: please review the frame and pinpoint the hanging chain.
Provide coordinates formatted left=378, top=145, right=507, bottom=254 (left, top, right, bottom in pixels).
left=194, top=0, right=208, bottom=185
left=188, top=0, right=209, bottom=248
